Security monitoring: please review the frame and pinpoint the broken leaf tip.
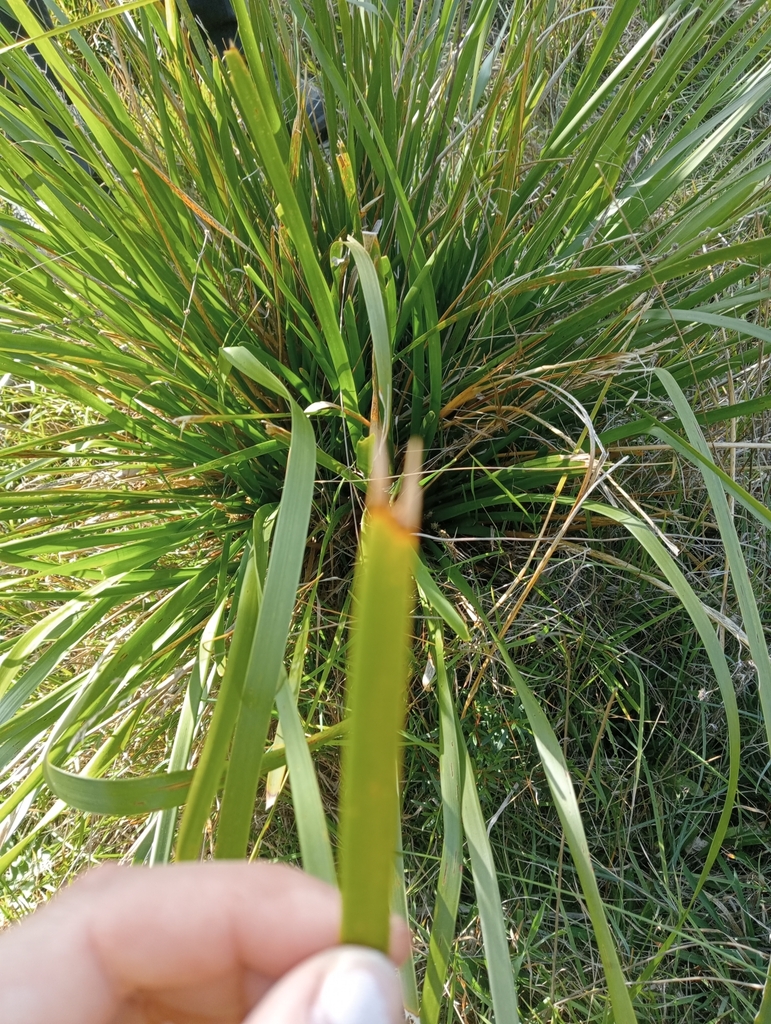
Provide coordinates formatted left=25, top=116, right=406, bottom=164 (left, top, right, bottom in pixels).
left=366, top=432, right=423, bottom=533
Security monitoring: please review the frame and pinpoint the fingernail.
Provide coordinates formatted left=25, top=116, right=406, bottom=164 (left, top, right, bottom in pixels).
left=310, top=948, right=401, bottom=1024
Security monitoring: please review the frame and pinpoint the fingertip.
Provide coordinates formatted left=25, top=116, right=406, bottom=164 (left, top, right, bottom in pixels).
left=388, top=915, right=412, bottom=966
left=246, top=946, right=404, bottom=1024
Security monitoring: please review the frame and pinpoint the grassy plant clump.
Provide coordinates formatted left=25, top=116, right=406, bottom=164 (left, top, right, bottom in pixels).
left=1, top=0, right=771, bottom=1018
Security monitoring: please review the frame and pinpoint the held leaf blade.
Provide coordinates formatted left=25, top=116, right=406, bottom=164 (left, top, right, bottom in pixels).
left=339, top=437, right=422, bottom=952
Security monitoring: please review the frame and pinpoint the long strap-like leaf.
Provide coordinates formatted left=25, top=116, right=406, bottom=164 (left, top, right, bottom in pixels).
left=274, top=671, right=336, bottom=883
left=583, top=500, right=740, bottom=994
left=449, top=569, right=638, bottom=1024
left=421, top=624, right=464, bottom=1024
left=214, top=347, right=317, bottom=858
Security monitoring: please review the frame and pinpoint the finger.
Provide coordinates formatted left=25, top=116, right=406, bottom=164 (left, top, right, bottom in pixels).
left=79, top=863, right=409, bottom=982
left=0, top=862, right=411, bottom=1024
left=83, top=862, right=341, bottom=983
left=245, top=947, right=404, bottom=1024
left=0, top=862, right=339, bottom=1024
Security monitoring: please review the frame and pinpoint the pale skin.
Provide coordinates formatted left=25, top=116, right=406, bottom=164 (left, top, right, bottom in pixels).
left=0, top=862, right=410, bottom=1024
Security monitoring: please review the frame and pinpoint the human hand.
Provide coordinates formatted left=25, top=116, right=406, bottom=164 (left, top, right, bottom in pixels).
left=0, top=861, right=410, bottom=1024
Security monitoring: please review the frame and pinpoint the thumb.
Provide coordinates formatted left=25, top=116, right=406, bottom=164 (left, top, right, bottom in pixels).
left=245, top=945, right=405, bottom=1024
